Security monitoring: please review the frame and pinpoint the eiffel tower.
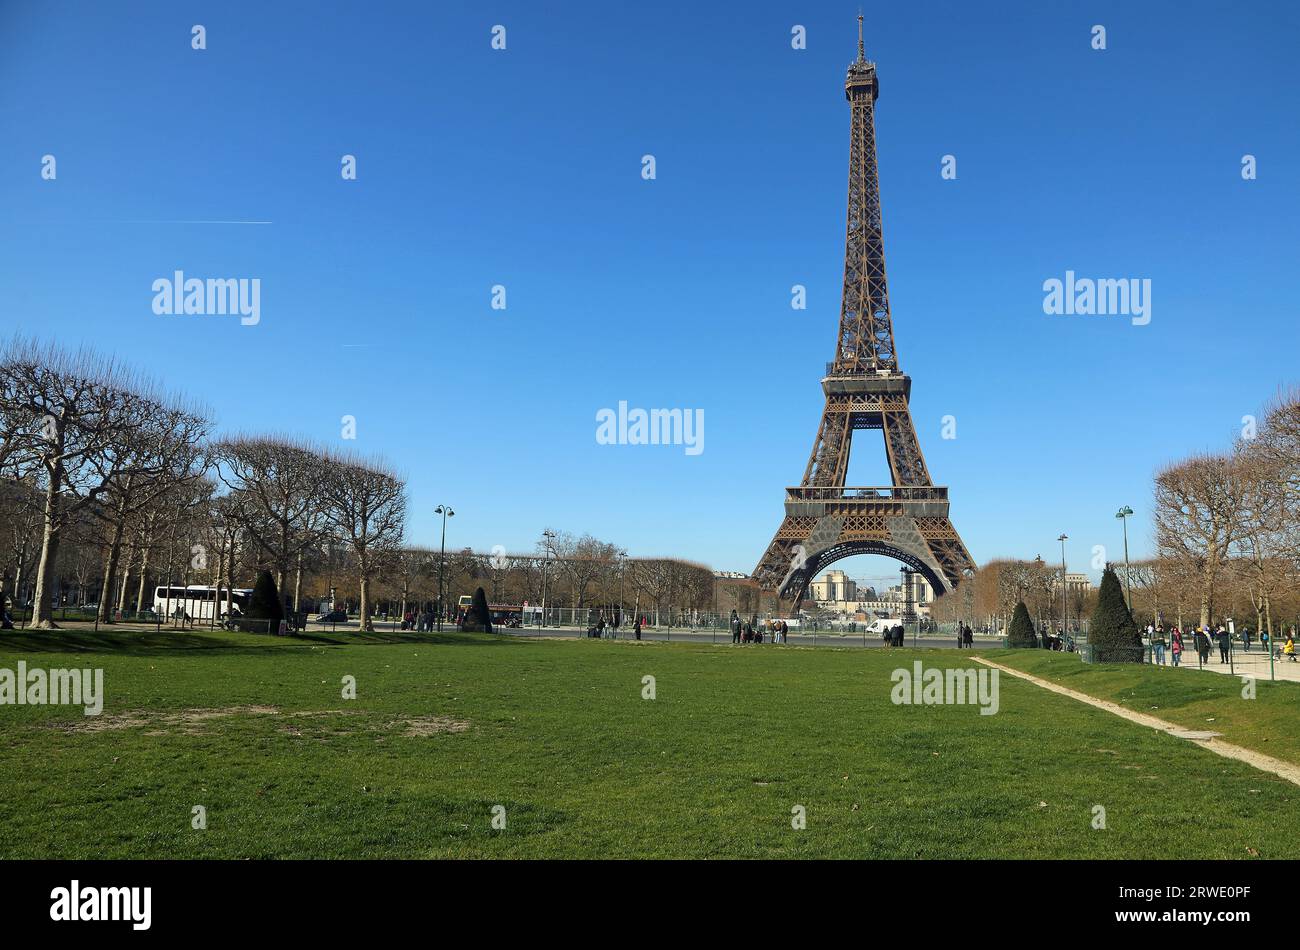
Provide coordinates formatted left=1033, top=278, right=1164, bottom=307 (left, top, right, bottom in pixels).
left=753, top=17, right=975, bottom=611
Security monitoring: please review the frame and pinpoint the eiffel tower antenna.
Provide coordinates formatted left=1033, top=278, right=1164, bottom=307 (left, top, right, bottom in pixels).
left=752, top=23, right=975, bottom=614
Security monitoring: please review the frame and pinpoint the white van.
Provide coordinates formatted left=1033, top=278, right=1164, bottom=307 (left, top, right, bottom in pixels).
left=866, top=617, right=902, bottom=635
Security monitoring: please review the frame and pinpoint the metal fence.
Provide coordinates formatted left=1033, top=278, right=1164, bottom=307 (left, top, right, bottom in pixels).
left=512, top=608, right=949, bottom=635
left=3, top=606, right=293, bottom=636
left=1115, top=631, right=1293, bottom=681
left=547, top=619, right=937, bottom=647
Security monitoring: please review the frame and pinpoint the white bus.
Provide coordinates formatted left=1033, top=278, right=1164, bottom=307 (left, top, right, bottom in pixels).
left=153, top=585, right=252, bottom=622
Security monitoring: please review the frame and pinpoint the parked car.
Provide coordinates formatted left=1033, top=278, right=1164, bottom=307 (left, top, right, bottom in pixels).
left=318, top=609, right=348, bottom=623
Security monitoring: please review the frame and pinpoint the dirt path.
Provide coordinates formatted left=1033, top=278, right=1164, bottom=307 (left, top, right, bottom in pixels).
left=972, top=656, right=1300, bottom=787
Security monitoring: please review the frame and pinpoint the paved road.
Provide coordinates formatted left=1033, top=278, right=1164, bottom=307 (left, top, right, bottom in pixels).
left=494, top=626, right=1001, bottom=650
left=308, top=618, right=996, bottom=649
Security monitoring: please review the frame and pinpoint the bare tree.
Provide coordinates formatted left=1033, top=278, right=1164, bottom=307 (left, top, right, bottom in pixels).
left=0, top=339, right=189, bottom=628
left=0, top=476, right=41, bottom=621
left=387, top=547, right=436, bottom=618
left=552, top=532, right=618, bottom=610
left=1153, top=452, right=1246, bottom=628
left=321, top=454, right=406, bottom=631
left=90, top=399, right=211, bottom=621
left=1233, top=440, right=1290, bottom=636
left=214, top=436, right=331, bottom=598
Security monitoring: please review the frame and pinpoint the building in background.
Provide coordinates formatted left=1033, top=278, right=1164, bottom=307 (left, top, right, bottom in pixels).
left=1058, top=573, right=1094, bottom=597
left=809, top=570, right=856, bottom=603
left=808, top=570, right=932, bottom=619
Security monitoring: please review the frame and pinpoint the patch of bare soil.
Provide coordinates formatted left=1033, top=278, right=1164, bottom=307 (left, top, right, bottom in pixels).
left=57, top=705, right=280, bottom=735
left=280, top=711, right=361, bottom=740
left=388, top=716, right=470, bottom=737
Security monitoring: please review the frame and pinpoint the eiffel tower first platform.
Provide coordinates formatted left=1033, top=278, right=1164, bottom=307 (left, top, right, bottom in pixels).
left=753, top=18, right=975, bottom=612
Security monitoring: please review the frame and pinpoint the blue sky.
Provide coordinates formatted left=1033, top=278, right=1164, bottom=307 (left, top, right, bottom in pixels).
left=2, top=1, right=1297, bottom=577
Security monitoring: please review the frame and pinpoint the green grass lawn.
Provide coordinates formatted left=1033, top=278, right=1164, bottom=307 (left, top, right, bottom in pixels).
left=0, top=628, right=1295, bottom=859
left=985, top=648, right=1300, bottom=767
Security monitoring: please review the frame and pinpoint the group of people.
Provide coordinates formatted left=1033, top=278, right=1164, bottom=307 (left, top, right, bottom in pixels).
left=881, top=623, right=906, bottom=647
left=587, top=611, right=643, bottom=640
left=729, top=612, right=789, bottom=644
left=400, top=608, right=436, bottom=631
left=953, top=623, right=974, bottom=648
left=1145, top=622, right=1298, bottom=666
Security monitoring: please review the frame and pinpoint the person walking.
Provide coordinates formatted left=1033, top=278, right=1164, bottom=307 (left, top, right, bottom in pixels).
left=1153, top=626, right=1167, bottom=665
left=1243, top=627, right=1252, bottom=653
left=1170, top=627, right=1183, bottom=666
left=730, top=611, right=740, bottom=644
left=963, top=624, right=973, bottom=648
left=1216, top=625, right=1231, bottom=664
left=634, top=616, right=642, bottom=641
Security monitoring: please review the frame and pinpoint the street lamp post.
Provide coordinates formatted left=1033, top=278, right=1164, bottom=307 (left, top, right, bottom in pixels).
left=540, top=529, right=556, bottom=629
left=1057, top=534, right=1069, bottom=638
left=435, top=505, right=454, bottom=632
left=1034, top=553, right=1045, bottom=634
left=1115, top=505, right=1134, bottom=613
left=617, top=550, right=627, bottom=630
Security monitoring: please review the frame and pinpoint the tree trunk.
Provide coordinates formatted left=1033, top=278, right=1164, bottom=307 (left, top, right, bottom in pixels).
left=135, top=545, right=151, bottom=616
left=31, top=474, right=63, bottom=629
left=275, top=518, right=289, bottom=596
left=117, top=544, right=133, bottom=613
left=359, top=574, right=372, bottom=632
left=98, top=519, right=126, bottom=623
left=214, top=545, right=226, bottom=621
left=225, top=549, right=233, bottom=617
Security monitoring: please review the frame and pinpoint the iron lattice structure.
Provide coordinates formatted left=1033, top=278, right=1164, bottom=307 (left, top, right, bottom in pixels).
left=753, top=21, right=975, bottom=612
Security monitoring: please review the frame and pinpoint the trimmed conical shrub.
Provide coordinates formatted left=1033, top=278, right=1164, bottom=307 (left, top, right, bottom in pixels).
left=1089, top=566, right=1143, bottom=663
left=239, top=569, right=284, bottom=633
left=461, top=586, right=494, bottom=634
left=1007, top=600, right=1037, bottom=647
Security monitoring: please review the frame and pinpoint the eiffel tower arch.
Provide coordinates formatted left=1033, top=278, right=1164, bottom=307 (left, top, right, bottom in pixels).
left=753, top=18, right=975, bottom=614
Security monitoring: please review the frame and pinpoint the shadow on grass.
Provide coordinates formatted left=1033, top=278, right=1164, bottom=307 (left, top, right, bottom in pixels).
left=0, top=625, right=524, bottom=656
